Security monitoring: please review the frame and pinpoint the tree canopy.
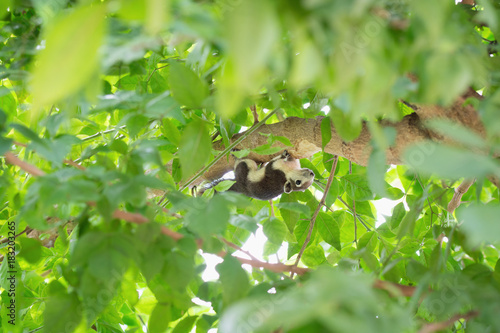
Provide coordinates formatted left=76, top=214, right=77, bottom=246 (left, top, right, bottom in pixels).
left=1, top=0, right=500, bottom=332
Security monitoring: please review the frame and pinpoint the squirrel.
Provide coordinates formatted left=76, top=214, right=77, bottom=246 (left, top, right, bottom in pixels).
left=227, top=150, right=315, bottom=200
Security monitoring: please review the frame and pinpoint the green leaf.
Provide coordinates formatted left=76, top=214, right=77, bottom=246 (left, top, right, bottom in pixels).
left=31, top=4, right=106, bottom=108
left=360, top=252, right=379, bottom=272
left=172, top=316, right=198, bottom=333
left=185, top=196, right=229, bottom=236
left=148, top=303, right=172, bottom=333
left=426, top=118, right=487, bottom=150
left=263, top=217, right=288, bottom=245
left=321, top=116, right=332, bottom=150
left=214, top=180, right=236, bottom=192
left=302, top=245, right=327, bottom=267
left=403, top=143, right=500, bottom=179
left=18, top=237, right=42, bottom=264
left=341, top=174, right=374, bottom=201
left=316, top=212, right=341, bottom=251
left=252, top=143, right=283, bottom=155
left=217, top=0, right=279, bottom=117
left=358, top=231, right=378, bottom=252
left=367, top=148, right=388, bottom=197
left=162, top=118, right=181, bottom=146
left=0, top=137, right=12, bottom=156
left=274, top=202, right=311, bottom=218
left=216, top=255, right=250, bottom=305
left=178, top=119, right=211, bottom=179
left=396, top=195, right=425, bottom=240
left=0, top=88, right=16, bottom=117
left=325, top=178, right=340, bottom=207
left=330, top=108, right=362, bottom=142
left=168, top=62, right=209, bottom=109
left=43, top=289, right=82, bottom=333
left=278, top=195, right=300, bottom=233
left=162, top=251, right=195, bottom=290
left=340, top=212, right=366, bottom=244
left=459, top=204, right=500, bottom=246
left=389, top=203, right=406, bottom=230
left=229, top=214, right=259, bottom=233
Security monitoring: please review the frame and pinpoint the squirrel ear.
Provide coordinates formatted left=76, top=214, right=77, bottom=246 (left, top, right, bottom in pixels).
left=284, top=181, right=292, bottom=194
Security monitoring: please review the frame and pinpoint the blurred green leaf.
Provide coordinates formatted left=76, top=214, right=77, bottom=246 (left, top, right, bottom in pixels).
left=18, top=237, right=42, bottom=264
left=42, top=289, right=82, bottom=333
left=321, top=116, right=332, bottom=150
left=403, top=143, right=500, bottom=179
left=31, top=4, right=105, bottom=108
left=216, top=255, right=250, bottom=306
left=367, top=148, right=388, bottom=198
left=459, top=204, right=500, bottom=246
left=173, top=315, right=198, bottom=333
left=263, top=217, right=288, bottom=245
left=179, top=119, right=211, bottom=179
left=148, top=303, right=172, bottom=333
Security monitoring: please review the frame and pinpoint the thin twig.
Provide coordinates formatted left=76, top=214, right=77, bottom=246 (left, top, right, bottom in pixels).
left=418, top=310, right=479, bottom=333
left=349, top=161, right=357, bottom=245
left=63, top=159, right=86, bottom=171
left=4, top=152, right=150, bottom=225
left=373, top=279, right=417, bottom=297
left=152, top=203, right=183, bottom=219
left=293, top=156, right=338, bottom=268
left=335, top=197, right=372, bottom=231
left=81, top=126, right=126, bottom=142
left=4, top=152, right=46, bottom=176
left=219, top=237, right=260, bottom=261
left=0, top=227, right=31, bottom=244
left=237, top=256, right=309, bottom=275
left=13, top=140, right=85, bottom=171
left=146, top=64, right=169, bottom=83
left=160, top=226, right=183, bottom=241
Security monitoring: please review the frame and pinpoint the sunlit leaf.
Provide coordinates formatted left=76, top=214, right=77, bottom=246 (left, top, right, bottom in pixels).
left=168, top=62, right=209, bottom=109
left=216, top=255, right=250, bottom=305
left=341, top=174, right=374, bottom=201
left=31, top=5, right=106, bottom=109
left=263, top=217, right=288, bottom=245
left=316, top=212, right=341, bottom=251
left=178, top=119, right=211, bottom=179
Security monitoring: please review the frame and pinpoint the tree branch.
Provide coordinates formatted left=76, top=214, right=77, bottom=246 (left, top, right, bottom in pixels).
left=4, top=152, right=46, bottom=177
left=372, top=279, right=417, bottom=297
left=418, top=310, right=479, bottom=333
left=202, top=92, right=485, bottom=183
left=447, top=178, right=475, bottom=213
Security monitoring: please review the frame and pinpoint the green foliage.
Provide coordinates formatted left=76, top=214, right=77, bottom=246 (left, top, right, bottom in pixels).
left=1, top=1, right=500, bottom=333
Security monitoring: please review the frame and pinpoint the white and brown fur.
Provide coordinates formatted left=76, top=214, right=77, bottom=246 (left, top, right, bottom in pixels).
left=229, top=150, right=315, bottom=200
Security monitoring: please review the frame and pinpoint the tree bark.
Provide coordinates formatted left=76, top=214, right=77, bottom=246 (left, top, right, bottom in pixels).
left=202, top=94, right=485, bottom=182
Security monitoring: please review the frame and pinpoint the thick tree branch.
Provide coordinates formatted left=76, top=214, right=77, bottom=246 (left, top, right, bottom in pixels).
left=203, top=94, right=485, bottom=183
left=205, top=113, right=429, bottom=182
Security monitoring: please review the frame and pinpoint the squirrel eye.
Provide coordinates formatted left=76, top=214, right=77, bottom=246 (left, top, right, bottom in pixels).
left=295, top=180, right=302, bottom=186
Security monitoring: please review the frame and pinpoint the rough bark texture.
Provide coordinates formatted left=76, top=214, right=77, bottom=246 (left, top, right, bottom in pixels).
left=201, top=93, right=485, bottom=183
